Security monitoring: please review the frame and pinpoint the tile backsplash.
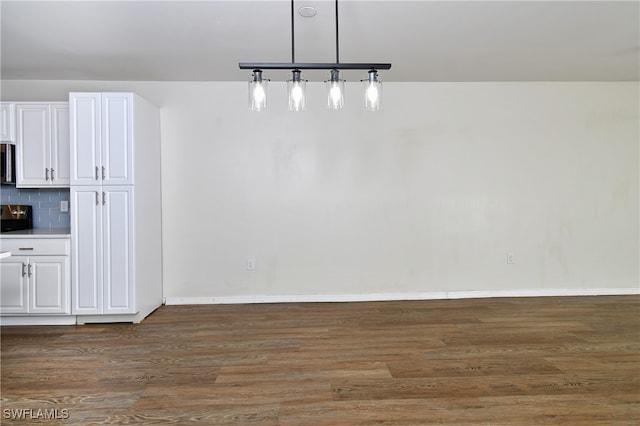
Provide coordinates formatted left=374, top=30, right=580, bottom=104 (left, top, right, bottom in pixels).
left=0, top=186, right=70, bottom=229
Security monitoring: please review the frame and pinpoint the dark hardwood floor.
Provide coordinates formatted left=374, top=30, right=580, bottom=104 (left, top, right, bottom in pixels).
left=1, top=295, right=639, bottom=424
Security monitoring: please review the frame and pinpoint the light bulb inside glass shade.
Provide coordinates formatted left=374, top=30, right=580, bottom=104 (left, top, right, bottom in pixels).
left=364, top=70, right=382, bottom=111
left=291, top=84, right=304, bottom=105
left=249, top=70, right=267, bottom=112
left=249, top=81, right=267, bottom=112
left=288, top=69, right=306, bottom=111
left=326, top=69, right=344, bottom=110
left=365, top=84, right=379, bottom=109
left=327, top=82, right=344, bottom=109
left=365, top=82, right=382, bottom=111
left=288, top=82, right=306, bottom=111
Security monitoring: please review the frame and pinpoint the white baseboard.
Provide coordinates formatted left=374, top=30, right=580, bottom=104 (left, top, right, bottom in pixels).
left=164, top=287, right=640, bottom=306
left=0, top=316, right=77, bottom=326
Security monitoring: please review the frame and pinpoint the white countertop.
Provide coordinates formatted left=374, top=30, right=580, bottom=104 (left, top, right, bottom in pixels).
left=0, top=228, right=71, bottom=239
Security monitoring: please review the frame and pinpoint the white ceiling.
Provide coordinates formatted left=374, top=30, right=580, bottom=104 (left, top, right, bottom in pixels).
left=1, top=0, right=638, bottom=82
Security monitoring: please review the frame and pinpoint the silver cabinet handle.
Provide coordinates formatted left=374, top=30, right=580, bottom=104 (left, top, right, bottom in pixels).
left=45, top=168, right=50, bottom=181
left=18, top=247, right=34, bottom=251
left=95, top=191, right=100, bottom=205
left=28, top=263, right=32, bottom=277
left=95, top=166, right=99, bottom=180
left=21, top=263, right=27, bottom=277
left=102, top=191, right=106, bottom=205
left=102, top=166, right=106, bottom=180
left=51, top=169, right=55, bottom=180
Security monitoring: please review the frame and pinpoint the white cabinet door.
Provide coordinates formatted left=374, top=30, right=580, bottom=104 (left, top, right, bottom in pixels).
left=102, top=94, right=133, bottom=185
left=15, top=103, right=70, bottom=188
left=71, top=186, right=103, bottom=314
left=70, top=93, right=101, bottom=185
left=16, top=104, right=49, bottom=186
left=0, top=103, right=15, bottom=143
left=103, top=187, right=134, bottom=313
left=50, top=104, right=70, bottom=186
left=0, top=257, right=29, bottom=313
left=29, top=256, right=70, bottom=314
left=70, top=93, right=133, bottom=186
left=71, top=186, right=134, bottom=315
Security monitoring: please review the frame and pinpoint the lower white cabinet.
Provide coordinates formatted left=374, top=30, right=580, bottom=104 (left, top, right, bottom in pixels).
left=0, top=239, right=70, bottom=315
left=71, top=186, right=134, bottom=315
left=0, top=258, right=28, bottom=313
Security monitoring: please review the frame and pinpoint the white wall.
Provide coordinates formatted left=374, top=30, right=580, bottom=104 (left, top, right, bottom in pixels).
left=2, top=80, right=638, bottom=301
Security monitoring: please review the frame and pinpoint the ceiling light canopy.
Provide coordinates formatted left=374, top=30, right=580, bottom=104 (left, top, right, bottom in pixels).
left=240, top=0, right=391, bottom=112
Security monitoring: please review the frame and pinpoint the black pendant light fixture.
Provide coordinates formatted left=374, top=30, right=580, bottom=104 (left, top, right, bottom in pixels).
left=240, top=0, right=391, bottom=111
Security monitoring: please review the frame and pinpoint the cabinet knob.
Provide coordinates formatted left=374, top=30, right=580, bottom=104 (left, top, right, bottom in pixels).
left=21, top=263, right=26, bottom=277
left=45, top=168, right=50, bottom=181
left=51, top=169, right=55, bottom=180
left=95, top=166, right=99, bottom=181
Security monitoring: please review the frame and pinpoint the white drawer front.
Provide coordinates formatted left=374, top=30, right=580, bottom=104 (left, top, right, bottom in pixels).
left=0, top=239, right=70, bottom=256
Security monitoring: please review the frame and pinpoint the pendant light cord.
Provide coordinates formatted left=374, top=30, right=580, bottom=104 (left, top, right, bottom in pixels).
left=335, top=0, right=340, bottom=64
left=291, top=0, right=295, bottom=63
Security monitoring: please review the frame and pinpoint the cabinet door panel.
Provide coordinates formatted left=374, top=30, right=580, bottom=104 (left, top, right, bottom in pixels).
left=0, top=257, right=29, bottom=314
left=70, top=93, right=101, bottom=185
left=102, top=94, right=133, bottom=185
left=30, top=257, right=69, bottom=314
left=103, top=187, right=134, bottom=313
left=0, top=103, right=15, bottom=142
left=51, top=104, right=70, bottom=186
left=16, top=104, right=49, bottom=186
left=71, top=187, right=103, bottom=314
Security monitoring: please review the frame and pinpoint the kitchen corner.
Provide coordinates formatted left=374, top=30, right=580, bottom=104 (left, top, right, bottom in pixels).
left=1, top=92, right=162, bottom=326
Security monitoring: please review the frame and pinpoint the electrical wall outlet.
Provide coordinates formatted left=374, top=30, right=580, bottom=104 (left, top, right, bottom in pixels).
left=246, top=257, right=256, bottom=270
left=60, top=200, right=69, bottom=212
left=506, top=253, right=514, bottom=264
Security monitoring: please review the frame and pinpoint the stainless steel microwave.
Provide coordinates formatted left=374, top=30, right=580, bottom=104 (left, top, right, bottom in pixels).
left=1, top=143, right=16, bottom=185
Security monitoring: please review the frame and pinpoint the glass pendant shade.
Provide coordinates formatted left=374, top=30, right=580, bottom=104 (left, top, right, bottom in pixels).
left=364, top=70, right=382, bottom=111
left=326, top=69, right=345, bottom=109
left=249, top=70, right=267, bottom=112
left=288, top=69, right=307, bottom=111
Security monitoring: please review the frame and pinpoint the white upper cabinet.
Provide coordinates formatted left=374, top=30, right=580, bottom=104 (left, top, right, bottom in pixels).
left=0, top=103, right=16, bottom=143
left=16, top=104, right=48, bottom=186
left=51, top=104, right=71, bottom=185
left=102, top=94, right=133, bottom=185
left=70, top=93, right=133, bottom=186
left=69, top=94, right=100, bottom=185
left=15, top=102, right=70, bottom=188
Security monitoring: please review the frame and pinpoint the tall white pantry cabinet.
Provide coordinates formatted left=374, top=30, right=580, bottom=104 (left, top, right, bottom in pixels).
left=69, top=93, right=162, bottom=324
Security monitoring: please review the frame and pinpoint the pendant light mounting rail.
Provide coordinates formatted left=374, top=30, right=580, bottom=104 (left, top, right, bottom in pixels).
left=239, top=63, right=391, bottom=71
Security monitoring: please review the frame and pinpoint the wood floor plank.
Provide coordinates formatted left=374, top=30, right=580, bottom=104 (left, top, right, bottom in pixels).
left=280, top=393, right=640, bottom=425
left=1, top=295, right=638, bottom=424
